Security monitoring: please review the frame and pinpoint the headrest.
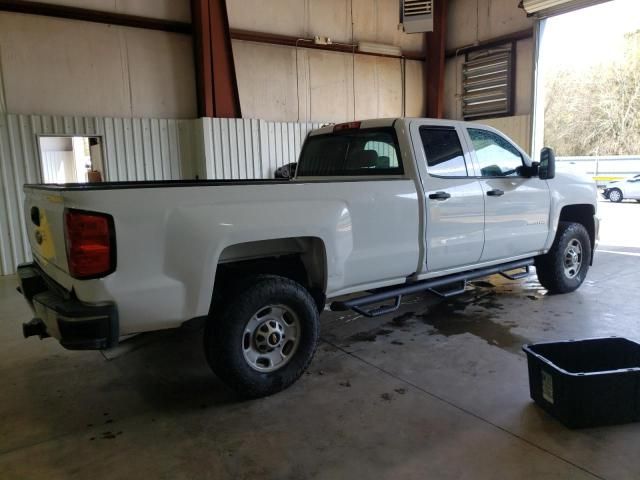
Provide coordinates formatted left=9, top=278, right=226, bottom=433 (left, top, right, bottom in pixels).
left=376, top=156, right=390, bottom=168
left=346, top=149, right=378, bottom=170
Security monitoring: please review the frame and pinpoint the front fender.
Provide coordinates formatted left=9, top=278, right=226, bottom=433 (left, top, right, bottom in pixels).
left=544, top=172, right=599, bottom=252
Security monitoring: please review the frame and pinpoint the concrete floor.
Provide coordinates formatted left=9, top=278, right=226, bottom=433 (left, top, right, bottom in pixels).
left=1, top=200, right=640, bottom=479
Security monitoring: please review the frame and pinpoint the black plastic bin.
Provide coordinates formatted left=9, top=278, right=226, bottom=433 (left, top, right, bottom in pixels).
left=523, top=337, right=640, bottom=428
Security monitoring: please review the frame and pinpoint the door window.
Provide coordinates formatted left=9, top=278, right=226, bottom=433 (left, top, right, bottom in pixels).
left=420, top=127, right=469, bottom=177
left=468, top=128, right=523, bottom=177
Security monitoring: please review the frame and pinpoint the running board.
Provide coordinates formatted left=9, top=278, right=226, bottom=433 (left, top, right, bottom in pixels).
left=499, top=266, right=531, bottom=280
left=330, top=259, right=534, bottom=318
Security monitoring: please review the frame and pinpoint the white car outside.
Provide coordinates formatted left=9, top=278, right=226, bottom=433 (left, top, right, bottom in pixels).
left=604, top=174, right=640, bottom=202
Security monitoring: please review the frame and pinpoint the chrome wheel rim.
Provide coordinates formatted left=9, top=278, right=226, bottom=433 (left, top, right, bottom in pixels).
left=242, top=305, right=300, bottom=372
left=563, top=238, right=583, bottom=279
left=609, top=190, right=621, bottom=202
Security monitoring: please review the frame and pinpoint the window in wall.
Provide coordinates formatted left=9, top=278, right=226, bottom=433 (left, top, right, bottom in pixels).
left=462, top=44, right=515, bottom=120
left=297, top=128, right=403, bottom=176
left=38, top=136, right=104, bottom=184
left=420, top=127, right=468, bottom=177
left=468, top=128, right=523, bottom=177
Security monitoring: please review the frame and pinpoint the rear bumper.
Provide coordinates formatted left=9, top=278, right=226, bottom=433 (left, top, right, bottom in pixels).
left=17, top=263, right=118, bottom=350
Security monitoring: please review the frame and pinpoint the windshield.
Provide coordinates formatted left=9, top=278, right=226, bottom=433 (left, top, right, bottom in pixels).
left=296, top=128, right=403, bottom=177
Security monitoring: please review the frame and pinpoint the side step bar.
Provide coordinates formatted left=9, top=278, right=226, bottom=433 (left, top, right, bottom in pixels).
left=330, top=259, right=534, bottom=318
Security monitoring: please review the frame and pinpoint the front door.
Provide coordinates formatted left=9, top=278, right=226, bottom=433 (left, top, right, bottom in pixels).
left=412, top=122, right=485, bottom=272
left=464, top=127, right=551, bottom=262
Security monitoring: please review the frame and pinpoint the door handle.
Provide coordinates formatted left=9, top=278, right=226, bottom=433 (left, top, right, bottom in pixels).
left=486, top=189, right=504, bottom=197
left=429, top=191, right=451, bottom=200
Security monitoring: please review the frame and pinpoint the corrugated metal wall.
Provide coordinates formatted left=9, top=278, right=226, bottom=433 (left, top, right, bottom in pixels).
left=0, top=113, right=184, bottom=275
left=201, top=118, right=322, bottom=179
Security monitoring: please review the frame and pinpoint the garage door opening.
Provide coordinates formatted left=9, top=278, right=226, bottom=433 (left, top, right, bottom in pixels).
left=532, top=0, right=640, bottom=250
left=532, top=0, right=640, bottom=183
left=38, top=136, right=105, bottom=184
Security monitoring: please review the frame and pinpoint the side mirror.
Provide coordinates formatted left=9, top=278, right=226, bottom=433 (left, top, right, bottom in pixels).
left=539, top=147, right=556, bottom=180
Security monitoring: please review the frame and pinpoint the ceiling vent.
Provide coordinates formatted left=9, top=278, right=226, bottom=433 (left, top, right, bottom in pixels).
left=400, top=0, right=434, bottom=33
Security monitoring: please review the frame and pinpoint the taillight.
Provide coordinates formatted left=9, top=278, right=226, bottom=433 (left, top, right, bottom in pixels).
left=64, top=209, right=115, bottom=279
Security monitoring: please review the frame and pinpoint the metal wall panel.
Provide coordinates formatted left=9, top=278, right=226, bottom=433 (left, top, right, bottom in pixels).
left=201, top=118, right=322, bottom=179
left=0, top=113, right=184, bottom=275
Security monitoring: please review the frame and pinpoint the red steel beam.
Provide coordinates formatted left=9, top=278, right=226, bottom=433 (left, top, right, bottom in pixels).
left=425, top=0, right=448, bottom=119
left=0, top=0, right=191, bottom=34
left=209, top=0, right=241, bottom=118
left=191, top=0, right=241, bottom=118
left=192, top=0, right=214, bottom=117
left=230, top=29, right=425, bottom=62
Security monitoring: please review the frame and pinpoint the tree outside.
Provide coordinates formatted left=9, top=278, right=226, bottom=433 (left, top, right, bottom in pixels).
left=544, top=30, right=640, bottom=156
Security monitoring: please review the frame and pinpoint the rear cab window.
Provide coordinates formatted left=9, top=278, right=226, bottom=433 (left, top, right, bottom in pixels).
left=296, top=128, right=403, bottom=177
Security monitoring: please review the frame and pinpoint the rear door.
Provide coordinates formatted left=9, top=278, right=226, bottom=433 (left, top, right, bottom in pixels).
left=410, top=121, right=485, bottom=272
left=464, top=127, right=551, bottom=262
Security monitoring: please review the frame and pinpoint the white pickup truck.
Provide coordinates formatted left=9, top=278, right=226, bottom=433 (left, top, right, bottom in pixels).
left=18, top=118, right=599, bottom=397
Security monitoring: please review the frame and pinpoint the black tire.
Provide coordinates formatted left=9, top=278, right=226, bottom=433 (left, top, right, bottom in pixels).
left=608, top=188, right=623, bottom=203
left=535, top=222, right=591, bottom=294
left=204, top=274, right=320, bottom=398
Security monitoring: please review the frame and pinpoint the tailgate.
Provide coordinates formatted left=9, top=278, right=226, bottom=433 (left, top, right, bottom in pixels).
left=24, top=186, right=69, bottom=273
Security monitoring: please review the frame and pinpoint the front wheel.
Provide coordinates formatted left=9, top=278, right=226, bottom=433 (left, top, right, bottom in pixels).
left=608, top=188, right=623, bottom=202
left=204, top=274, right=320, bottom=398
left=535, top=222, right=591, bottom=294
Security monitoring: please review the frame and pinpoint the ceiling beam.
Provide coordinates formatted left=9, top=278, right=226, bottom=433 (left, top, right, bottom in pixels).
left=0, top=0, right=192, bottom=34
left=425, top=0, right=448, bottom=118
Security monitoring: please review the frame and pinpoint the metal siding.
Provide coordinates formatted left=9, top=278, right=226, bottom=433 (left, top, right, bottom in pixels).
left=199, top=118, right=321, bottom=180
left=0, top=113, right=184, bottom=275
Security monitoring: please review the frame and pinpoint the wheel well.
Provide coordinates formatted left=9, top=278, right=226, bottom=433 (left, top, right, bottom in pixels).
left=213, top=238, right=327, bottom=312
left=559, top=204, right=596, bottom=252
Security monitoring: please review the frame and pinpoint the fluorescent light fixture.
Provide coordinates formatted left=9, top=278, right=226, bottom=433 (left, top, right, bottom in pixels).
left=357, top=42, right=403, bottom=57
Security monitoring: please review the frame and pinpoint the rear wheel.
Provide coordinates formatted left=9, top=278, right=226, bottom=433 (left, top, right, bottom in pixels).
left=204, top=274, right=320, bottom=398
left=535, top=222, right=591, bottom=294
left=608, top=188, right=623, bottom=202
